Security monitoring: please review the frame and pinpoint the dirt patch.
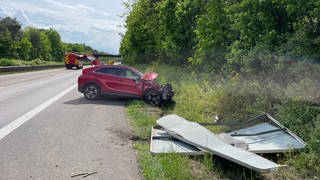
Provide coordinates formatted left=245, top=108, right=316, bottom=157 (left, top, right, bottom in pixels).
left=189, top=158, right=218, bottom=180
left=136, top=107, right=163, bottom=117
left=106, top=128, right=132, bottom=142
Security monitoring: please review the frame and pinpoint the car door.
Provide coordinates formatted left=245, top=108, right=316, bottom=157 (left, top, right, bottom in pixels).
left=95, top=67, right=123, bottom=93
left=117, top=68, right=142, bottom=96
left=95, top=67, right=142, bottom=96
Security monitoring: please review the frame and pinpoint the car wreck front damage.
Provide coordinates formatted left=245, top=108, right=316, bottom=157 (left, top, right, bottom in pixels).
left=141, top=72, right=174, bottom=102
left=160, top=83, right=174, bottom=101
left=140, top=72, right=174, bottom=105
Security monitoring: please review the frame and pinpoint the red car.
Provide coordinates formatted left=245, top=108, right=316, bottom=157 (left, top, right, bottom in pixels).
left=78, top=65, right=174, bottom=105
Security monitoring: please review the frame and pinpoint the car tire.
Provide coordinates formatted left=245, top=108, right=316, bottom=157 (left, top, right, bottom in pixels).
left=83, top=84, right=100, bottom=100
left=144, top=90, right=162, bottom=106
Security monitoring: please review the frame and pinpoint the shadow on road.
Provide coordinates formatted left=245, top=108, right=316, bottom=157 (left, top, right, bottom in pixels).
left=63, top=96, right=129, bottom=106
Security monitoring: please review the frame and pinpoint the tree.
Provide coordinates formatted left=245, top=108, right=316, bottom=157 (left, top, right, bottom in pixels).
left=120, top=0, right=159, bottom=64
left=192, top=0, right=230, bottom=71
left=39, top=31, right=52, bottom=60
left=16, top=36, right=32, bottom=60
left=24, top=27, right=42, bottom=59
left=45, top=28, right=64, bottom=61
left=0, top=17, right=22, bottom=58
left=24, top=27, right=52, bottom=60
left=0, top=30, right=14, bottom=58
left=0, top=17, right=22, bottom=41
left=64, top=43, right=85, bottom=53
left=156, top=0, right=204, bottom=64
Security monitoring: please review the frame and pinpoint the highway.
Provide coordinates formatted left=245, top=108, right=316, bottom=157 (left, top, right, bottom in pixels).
left=0, top=68, right=140, bottom=179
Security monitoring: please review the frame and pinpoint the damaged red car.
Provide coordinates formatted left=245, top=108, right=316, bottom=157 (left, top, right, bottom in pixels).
left=78, top=65, right=174, bottom=105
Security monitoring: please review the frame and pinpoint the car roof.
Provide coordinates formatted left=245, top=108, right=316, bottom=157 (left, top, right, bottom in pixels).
left=93, top=64, right=139, bottom=72
left=95, top=64, right=132, bottom=69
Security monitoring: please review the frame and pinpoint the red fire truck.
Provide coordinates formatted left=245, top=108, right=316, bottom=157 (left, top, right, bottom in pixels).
left=64, top=53, right=84, bottom=69
left=64, top=53, right=121, bottom=69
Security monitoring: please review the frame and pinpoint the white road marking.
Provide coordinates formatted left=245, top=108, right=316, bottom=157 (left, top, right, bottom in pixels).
left=0, top=84, right=77, bottom=141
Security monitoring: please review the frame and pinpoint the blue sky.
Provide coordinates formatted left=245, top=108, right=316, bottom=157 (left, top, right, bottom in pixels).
left=0, top=0, right=125, bottom=54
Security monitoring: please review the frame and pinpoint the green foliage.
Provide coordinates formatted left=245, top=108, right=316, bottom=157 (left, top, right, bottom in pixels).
left=120, top=0, right=158, bottom=64
left=0, top=58, right=63, bottom=66
left=277, top=102, right=320, bottom=178
left=16, top=36, right=32, bottom=60
left=126, top=100, right=158, bottom=139
left=126, top=63, right=320, bottom=179
left=0, top=30, right=14, bottom=58
left=0, top=58, right=21, bottom=66
left=24, top=27, right=42, bottom=60
left=277, top=102, right=320, bottom=145
left=192, top=0, right=229, bottom=70
left=39, top=31, right=52, bottom=60
left=134, top=144, right=193, bottom=180
left=156, top=0, right=204, bottom=65
left=121, top=0, right=320, bottom=71
left=45, top=28, right=64, bottom=61
left=121, top=0, right=205, bottom=65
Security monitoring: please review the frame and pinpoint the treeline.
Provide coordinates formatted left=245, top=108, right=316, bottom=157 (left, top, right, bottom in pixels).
left=0, top=16, right=99, bottom=62
left=120, top=0, right=320, bottom=72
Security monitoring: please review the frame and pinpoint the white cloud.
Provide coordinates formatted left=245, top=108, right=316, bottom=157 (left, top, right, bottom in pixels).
left=0, top=0, right=124, bottom=54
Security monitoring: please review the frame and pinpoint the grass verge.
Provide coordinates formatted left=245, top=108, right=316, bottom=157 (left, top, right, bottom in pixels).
left=126, top=62, right=320, bottom=179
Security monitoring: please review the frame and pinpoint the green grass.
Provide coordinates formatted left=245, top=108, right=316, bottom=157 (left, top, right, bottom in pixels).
left=126, top=62, right=320, bottom=179
left=134, top=143, right=194, bottom=180
left=0, top=58, right=64, bottom=66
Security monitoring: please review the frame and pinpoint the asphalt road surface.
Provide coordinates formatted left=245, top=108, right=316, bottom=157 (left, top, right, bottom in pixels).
left=0, top=68, right=141, bottom=179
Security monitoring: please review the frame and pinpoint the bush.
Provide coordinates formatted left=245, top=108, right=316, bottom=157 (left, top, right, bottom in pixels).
left=0, top=58, right=21, bottom=66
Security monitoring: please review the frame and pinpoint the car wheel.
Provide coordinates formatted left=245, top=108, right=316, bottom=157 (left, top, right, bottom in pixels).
left=84, top=84, right=100, bottom=100
left=144, top=90, right=162, bottom=106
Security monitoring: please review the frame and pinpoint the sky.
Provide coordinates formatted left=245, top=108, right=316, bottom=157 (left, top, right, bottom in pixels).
left=0, top=0, right=125, bottom=54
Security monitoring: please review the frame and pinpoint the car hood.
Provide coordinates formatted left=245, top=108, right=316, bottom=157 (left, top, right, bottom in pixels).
left=142, top=72, right=158, bottom=81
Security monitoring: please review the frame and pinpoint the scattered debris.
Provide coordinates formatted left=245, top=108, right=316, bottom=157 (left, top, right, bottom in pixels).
left=82, top=171, right=98, bottom=178
left=71, top=171, right=98, bottom=178
left=71, top=173, right=88, bottom=178
left=151, top=113, right=306, bottom=154
left=208, top=113, right=306, bottom=153
left=152, top=113, right=306, bottom=173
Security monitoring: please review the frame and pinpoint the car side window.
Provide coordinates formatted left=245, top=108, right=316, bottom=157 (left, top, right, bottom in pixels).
left=95, top=67, right=118, bottom=76
left=95, top=67, right=139, bottom=79
left=119, top=68, right=139, bottom=79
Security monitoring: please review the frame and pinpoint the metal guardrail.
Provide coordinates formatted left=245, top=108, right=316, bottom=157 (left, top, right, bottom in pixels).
left=0, top=65, right=65, bottom=73
left=0, top=61, right=123, bottom=73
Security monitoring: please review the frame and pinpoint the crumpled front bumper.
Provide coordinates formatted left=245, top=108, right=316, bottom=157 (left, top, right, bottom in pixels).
left=160, top=84, right=174, bottom=101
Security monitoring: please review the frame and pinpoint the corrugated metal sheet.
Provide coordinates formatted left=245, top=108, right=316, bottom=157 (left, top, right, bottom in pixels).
left=156, top=114, right=283, bottom=173
left=150, top=127, right=203, bottom=155
left=230, top=122, right=306, bottom=153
